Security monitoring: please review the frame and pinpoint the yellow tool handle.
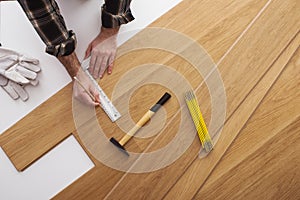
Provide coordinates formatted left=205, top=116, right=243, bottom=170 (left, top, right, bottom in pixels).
left=119, top=110, right=155, bottom=146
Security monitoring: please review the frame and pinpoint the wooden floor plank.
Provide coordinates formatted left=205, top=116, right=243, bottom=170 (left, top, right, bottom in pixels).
left=0, top=0, right=269, bottom=171
left=55, top=0, right=299, bottom=199
left=164, top=0, right=300, bottom=199
left=0, top=85, right=74, bottom=170
left=194, top=47, right=300, bottom=200
left=1, top=0, right=299, bottom=199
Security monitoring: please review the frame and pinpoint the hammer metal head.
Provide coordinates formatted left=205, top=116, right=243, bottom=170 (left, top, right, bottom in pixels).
left=110, top=137, right=129, bottom=156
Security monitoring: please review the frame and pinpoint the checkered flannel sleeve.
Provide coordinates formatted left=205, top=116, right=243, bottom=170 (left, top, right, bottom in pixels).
left=102, top=0, right=134, bottom=28
left=18, top=0, right=76, bottom=56
left=17, top=0, right=134, bottom=57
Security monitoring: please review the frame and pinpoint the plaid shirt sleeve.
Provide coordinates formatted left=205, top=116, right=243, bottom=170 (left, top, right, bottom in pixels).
left=102, top=0, right=134, bottom=28
left=17, top=0, right=134, bottom=57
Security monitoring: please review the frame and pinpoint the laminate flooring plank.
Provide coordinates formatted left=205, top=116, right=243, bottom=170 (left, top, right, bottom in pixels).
left=194, top=47, right=300, bottom=199
left=54, top=0, right=300, bottom=199
left=0, top=0, right=269, bottom=171
left=0, top=84, right=74, bottom=171
left=164, top=1, right=300, bottom=199
left=52, top=0, right=273, bottom=199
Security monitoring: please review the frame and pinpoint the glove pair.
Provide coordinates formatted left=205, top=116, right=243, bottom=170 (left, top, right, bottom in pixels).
left=0, top=47, right=41, bottom=101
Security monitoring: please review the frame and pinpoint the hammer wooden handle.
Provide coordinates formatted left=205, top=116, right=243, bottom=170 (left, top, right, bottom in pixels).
left=119, top=92, right=171, bottom=146
left=119, top=110, right=155, bottom=146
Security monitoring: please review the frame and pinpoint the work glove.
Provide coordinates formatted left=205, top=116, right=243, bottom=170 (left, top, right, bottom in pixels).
left=0, top=47, right=41, bottom=101
left=0, top=47, right=40, bottom=84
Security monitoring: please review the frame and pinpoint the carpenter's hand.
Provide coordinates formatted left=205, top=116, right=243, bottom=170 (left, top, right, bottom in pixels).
left=84, top=27, right=119, bottom=79
left=73, top=68, right=100, bottom=106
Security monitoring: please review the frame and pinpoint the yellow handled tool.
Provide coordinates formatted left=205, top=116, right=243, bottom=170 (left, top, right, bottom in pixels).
left=110, top=92, right=171, bottom=155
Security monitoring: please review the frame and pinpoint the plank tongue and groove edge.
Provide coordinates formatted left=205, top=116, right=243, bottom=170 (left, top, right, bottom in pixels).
left=195, top=42, right=300, bottom=200
left=0, top=0, right=269, bottom=171
left=54, top=0, right=299, bottom=200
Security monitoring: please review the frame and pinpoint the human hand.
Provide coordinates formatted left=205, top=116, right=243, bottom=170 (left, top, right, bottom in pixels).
left=73, top=67, right=101, bottom=107
left=84, top=27, right=119, bottom=79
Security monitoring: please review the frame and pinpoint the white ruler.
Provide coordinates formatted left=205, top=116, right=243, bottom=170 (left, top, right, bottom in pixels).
left=81, top=57, right=121, bottom=122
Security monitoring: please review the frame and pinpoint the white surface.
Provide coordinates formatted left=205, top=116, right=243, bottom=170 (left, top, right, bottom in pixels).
left=0, top=0, right=182, bottom=134
left=0, top=136, right=94, bottom=199
left=0, top=0, right=182, bottom=199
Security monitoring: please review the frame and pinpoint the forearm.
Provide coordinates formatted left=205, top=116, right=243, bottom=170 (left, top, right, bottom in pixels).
left=101, top=26, right=120, bottom=38
left=57, top=52, right=80, bottom=78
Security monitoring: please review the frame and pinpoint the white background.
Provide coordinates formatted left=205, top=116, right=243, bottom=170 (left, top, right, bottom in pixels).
left=0, top=0, right=182, bottom=199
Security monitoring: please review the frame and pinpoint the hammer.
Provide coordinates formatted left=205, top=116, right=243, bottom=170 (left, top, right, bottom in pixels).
left=110, top=92, right=171, bottom=155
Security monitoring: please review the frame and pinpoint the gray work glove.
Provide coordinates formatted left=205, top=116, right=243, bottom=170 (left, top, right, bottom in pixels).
left=0, top=47, right=41, bottom=101
left=0, top=47, right=40, bottom=84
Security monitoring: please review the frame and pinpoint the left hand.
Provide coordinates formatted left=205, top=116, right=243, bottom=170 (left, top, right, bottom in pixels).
left=85, top=27, right=119, bottom=79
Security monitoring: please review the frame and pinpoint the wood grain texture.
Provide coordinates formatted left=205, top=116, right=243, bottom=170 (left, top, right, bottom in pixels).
left=0, top=0, right=268, bottom=171
left=55, top=0, right=299, bottom=199
left=0, top=0, right=299, bottom=199
left=164, top=0, right=300, bottom=198
left=0, top=84, right=74, bottom=170
left=194, top=46, right=300, bottom=200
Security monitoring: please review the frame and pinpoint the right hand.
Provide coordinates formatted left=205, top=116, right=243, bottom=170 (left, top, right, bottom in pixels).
left=84, top=27, right=119, bottom=79
left=73, top=67, right=101, bottom=107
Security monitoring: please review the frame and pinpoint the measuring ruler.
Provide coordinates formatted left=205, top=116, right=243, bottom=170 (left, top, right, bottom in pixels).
left=184, top=90, right=213, bottom=153
left=81, top=57, right=121, bottom=122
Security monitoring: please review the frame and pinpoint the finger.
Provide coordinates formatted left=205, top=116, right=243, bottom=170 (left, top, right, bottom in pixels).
left=0, top=75, right=8, bottom=86
left=89, top=86, right=101, bottom=105
left=107, top=63, right=113, bottom=75
left=74, top=86, right=98, bottom=107
left=19, top=61, right=41, bottom=72
left=89, top=54, right=97, bottom=76
left=9, top=81, right=28, bottom=101
left=99, top=56, right=108, bottom=78
left=16, top=65, right=37, bottom=80
left=20, top=56, right=39, bottom=65
left=107, top=54, right=115, bottom=74
left=94, top=56, right=103, bottom=79
left=85, top=43, right=93, bottom=59
left=4, top=69, right=30, bottom=84
left=79, top=92, right=99, bottom=107
left=73, top=80, right=99, bottom=107
left=1, top=83, right=19, bottom=100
